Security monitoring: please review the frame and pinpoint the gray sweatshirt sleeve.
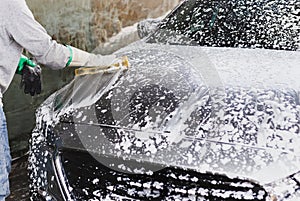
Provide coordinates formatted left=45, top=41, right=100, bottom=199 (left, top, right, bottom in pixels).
left=6, top=0, right=71, bottom=69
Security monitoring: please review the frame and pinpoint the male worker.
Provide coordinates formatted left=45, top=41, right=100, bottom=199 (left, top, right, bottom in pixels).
left=0, top=0, right=117, bottom=200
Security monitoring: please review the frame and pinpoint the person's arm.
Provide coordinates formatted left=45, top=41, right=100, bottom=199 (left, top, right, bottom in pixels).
left=6, top=0, right=115, bottom=69
left=6, top=0, right=69, bottom=69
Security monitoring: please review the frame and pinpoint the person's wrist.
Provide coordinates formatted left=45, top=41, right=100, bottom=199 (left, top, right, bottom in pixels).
left=17, top=55, right=36, bottom=74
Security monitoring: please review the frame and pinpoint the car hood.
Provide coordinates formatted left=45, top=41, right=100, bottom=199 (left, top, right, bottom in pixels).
left=37, top=43, right=300, bottom=185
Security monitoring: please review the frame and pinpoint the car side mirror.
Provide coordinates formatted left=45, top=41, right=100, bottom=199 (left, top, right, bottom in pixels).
left=137, top=18, right=161, bottom=39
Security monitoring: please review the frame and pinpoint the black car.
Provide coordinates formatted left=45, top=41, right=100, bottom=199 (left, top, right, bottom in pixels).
left=29, top=0, right=300, bottom=200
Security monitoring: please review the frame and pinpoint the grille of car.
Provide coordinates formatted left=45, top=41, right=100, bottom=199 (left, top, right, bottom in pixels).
left=61, top=150, right=268, bottom=201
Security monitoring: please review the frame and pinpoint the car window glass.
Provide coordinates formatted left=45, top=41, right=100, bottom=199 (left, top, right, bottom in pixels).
left=161, top=0, right=196, bottom=33
left=149, top=0, right=300, bottom=50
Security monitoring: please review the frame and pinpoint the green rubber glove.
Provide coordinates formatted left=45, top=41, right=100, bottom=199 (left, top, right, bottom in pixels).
left=16, top=55, right=36, bottom=74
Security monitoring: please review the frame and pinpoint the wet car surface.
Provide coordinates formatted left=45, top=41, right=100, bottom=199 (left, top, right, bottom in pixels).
left=28, top=0, right=300, bottom=200
left=29, top=45, right=300, bottom=201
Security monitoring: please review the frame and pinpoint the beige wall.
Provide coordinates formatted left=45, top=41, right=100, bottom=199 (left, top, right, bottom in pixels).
left=27, top=0, right=180, bottom=51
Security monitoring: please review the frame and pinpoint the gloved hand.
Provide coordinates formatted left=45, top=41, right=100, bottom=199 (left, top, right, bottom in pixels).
left=66, top=46, right=116, bottom=67
left=17, top=55, right=42, bottom=96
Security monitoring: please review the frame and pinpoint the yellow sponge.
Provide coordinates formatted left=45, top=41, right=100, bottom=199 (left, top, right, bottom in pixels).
left=75, top=56, right=129, bottom=76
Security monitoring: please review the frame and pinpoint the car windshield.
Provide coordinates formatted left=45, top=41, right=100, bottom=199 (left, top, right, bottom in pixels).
left=147, top=0, right=300, bottom=50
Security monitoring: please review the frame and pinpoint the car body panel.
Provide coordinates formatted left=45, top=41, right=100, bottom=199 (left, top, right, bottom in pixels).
left=29, top=0, right=300, bottom=200
left=35, top=44, right=300, bottom=186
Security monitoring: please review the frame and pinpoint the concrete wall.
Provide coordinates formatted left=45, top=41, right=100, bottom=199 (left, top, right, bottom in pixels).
left=5, top=0, right=180, bottom=156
